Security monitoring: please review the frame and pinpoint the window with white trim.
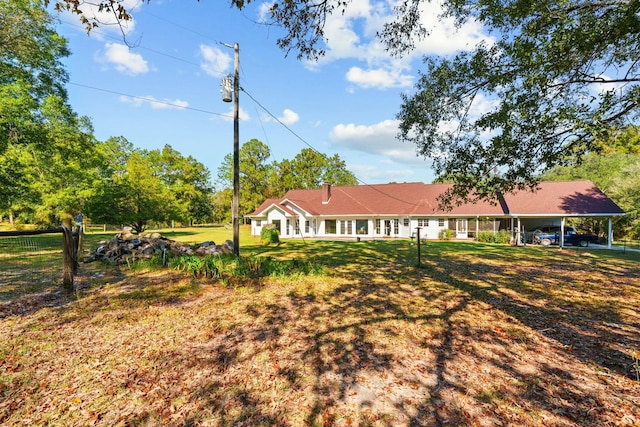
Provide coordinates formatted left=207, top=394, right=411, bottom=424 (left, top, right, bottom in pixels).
left=356, top=219, right=368, bottom=235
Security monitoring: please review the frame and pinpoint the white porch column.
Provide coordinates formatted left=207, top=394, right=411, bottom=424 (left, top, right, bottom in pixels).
left=560, top=217, right=566, bottom=247
left=608, top=217, right=613, bottom=249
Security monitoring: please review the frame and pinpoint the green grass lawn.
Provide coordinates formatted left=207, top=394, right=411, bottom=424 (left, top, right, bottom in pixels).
left=81, top=224, right=262, bottom=249
left=1, top=228, right=639, bottom=426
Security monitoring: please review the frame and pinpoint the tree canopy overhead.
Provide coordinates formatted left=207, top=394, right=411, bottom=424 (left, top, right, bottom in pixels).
left=1, top=0, right=70, bottom=153
left=397, top=0, right=640, bottom=203
left=50, top=0, right=640, bottom=203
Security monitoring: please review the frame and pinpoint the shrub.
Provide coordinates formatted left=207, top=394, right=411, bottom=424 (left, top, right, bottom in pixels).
left=495, top=230, right=511, bottom=244
left=438, top=229, right=454, bottom=240
left=260, top=225, right=280, bottom=245
left=169, top=254, right=231, bottom=278
left=477, top=230, right=511, bottom=244
left=168, top=254, right=324, bottom=281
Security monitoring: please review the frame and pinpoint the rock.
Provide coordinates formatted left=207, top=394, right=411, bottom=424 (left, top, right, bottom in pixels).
left=222, top=240, right=234, bottom=254
left=83, top=231, right=240, bottom=265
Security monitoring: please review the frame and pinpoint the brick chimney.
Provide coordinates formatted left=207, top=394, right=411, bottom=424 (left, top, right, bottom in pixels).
left=322, top=183, right=331, bottom=204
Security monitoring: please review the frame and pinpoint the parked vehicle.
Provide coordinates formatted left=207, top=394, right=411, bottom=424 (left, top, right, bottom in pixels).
left=529, top=226, right=599, bottom=247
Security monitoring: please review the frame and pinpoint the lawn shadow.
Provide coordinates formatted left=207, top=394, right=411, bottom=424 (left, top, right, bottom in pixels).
left=7, top=239, right=638, bottom=426
left=242, top=240, right=640, bottom=425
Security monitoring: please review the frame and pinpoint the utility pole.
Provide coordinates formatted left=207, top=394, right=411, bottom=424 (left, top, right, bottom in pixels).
left=221, top=42, right=240, bottom=257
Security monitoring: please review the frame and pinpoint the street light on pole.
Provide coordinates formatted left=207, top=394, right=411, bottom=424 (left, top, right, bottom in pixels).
left=221, top=42, right=240, bottom=257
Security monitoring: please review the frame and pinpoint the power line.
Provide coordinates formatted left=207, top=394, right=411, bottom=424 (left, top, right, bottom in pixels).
left=143, top=11, right=221, bottom=44
left=68, top=82, right=231, bottom=118
left=68, top=81, right=420, bottom=207
left=241, top=87, right=419, bottom=206
left=59, top=19, right=230, bottom=78
left=59, top=14, right=422, bottom=205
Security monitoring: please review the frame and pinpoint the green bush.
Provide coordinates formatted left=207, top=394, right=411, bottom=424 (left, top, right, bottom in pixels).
left=260, top=225, right=280, bottom=245
left=477, top=230, right=511, bottom=243
left=438, top=229, right=455, bottom=240
left=167, top=253, right=324, bottom=281
left=495, top=230, right=511, bottom=243
left=169, top=254, right=231, bottom=278
left=477, top=231, right=493, bottom=243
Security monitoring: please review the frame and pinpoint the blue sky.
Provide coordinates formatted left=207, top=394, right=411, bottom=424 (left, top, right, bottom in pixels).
left=53, top=0, right=493, bottom=188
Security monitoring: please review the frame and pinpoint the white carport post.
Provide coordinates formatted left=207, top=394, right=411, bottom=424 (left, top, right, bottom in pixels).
left=608, top=217, right=613, bottom=249
left=476, top=215, right=479, bottom=241
left=560, top=217, right=566, bottom=247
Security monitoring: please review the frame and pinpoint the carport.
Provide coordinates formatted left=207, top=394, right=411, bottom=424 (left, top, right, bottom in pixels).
left=501, top=181, right=625, bottom=248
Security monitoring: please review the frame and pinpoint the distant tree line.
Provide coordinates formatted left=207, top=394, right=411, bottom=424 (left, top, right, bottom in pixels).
left=215, top=139, right=357, bottom=223
left=0, top=1, right=356, bottom=232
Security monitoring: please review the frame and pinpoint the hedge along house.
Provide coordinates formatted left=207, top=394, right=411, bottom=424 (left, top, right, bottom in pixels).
left=248, top=180, right=625, bottom=247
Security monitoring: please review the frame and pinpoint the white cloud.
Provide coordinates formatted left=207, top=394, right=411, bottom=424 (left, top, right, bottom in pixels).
left=348, top=163, right=420, bottom=183
left=100, top=43, right=149, bottom=75
left=264, top=108, right=300, bottom=125
left=329, top=119, right=423, bottom=163
left=119, top=95, right=189, bottom=110
left=68, top=0, right=142, bottom=37
left=591, top=73, right=625, bottom=96
left=200, top=44, right=232, bottom=77
left=436, top=93, right=499, bottom=135
left=299, top=0, right=494, bottom=90
left=257, top=2, right=274, bottom=23
left=221, top=106, right=250, bottom=122
left=412, top=0, right=492, bottom=55
left=345, top=66, right=413, bottom=89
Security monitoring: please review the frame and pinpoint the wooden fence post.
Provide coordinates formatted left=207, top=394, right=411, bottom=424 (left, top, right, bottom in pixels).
left=61, top=219, right=76, bottom=292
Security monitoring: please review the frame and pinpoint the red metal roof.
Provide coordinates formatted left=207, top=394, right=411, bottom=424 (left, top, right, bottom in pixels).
left=250, top=180, right=624, bottom=217
left=503, top=180, right=625, bottom=216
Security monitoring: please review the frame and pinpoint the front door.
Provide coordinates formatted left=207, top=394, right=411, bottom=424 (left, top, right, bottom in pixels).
left=456, top=219, right=468, bottom=239
left=384, top=220, right=392, bottom=236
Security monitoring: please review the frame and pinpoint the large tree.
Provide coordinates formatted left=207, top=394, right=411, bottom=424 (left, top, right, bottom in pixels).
left=217, top=139, right=276, bottom=218
left=274, top=148, right=358, bottom=191
left=1, top=0, right=94, bottom=224
left=86, top=148, right=179, bottom=233
left=86, top=143, right=212, bottom=232
left=1, top=0, right=70, bottom=153
left=52, top=0, right=640, bottom=203
left=149, top=145, right=214, bottom=225
left=216, top=141, right=358, bottom=219
left=396, top=1, right=640, bottom=203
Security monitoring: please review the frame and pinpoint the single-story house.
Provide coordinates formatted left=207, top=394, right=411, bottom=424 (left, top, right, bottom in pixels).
left=248, top=180, right=625, bottom=248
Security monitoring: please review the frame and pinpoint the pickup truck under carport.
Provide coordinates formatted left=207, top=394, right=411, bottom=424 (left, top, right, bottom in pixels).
left=533, top=229, right=600, bottom=247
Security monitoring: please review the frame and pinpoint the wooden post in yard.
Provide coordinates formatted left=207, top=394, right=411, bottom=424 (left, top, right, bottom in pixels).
left=416, top=227, right=422, bottom=266
left=61, top=217, right=76, bottom=292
